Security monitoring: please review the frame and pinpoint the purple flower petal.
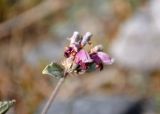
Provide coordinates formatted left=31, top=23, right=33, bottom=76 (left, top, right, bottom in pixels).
left=75, top=49, right=93, bottom=64
left=78, top=60, right=88, bottom=70
left=90, top=53, right=102, bottom=64
left=97, top=52, right=114, bottom=65
left=90, top=53, right=104, bottom=71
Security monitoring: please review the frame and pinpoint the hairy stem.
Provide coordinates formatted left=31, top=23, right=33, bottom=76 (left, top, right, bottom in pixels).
left=41, top=76, right=66, bottom=114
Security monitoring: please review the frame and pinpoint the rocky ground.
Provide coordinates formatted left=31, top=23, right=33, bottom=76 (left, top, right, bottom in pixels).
left=38, top=95, right=155, bottom=114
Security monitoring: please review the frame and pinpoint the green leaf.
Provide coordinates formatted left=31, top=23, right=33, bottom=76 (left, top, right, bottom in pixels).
left=0, top=100, right=16, bottom=114
left=87, top=63, right=96, bottom=72
left=42, top=62, right=64, bottom=79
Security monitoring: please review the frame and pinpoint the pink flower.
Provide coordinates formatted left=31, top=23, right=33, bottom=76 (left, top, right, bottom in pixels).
left=90, top=45, right=114, bottom=65
left=63, top=32, right=114, bottom=73
left=90, top=52, right=114, bottom=65
left=75, top=49, right=93, bottom=64
left=97, top=52, right=114, bottom=65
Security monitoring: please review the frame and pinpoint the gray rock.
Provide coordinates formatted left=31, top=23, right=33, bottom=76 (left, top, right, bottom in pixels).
left=47, top=101, right=72, bottom=114
left=72, top=96, right=134, bottom=114
left=38, top=100, right=72, bottom=114
left=111, top=0, right=160, bottom=72
left=38, top=96, right=155, bottom=114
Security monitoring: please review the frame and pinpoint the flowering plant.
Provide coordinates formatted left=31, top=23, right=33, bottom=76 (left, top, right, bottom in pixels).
left=43, top=31, right=114, bottom=78
left=41, top=31, right=114, bottom=114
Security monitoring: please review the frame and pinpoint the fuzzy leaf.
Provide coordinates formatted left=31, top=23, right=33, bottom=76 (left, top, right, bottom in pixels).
left=42, top=62, right=64, bottom=79
left=0, top=100, right=16, bottom=114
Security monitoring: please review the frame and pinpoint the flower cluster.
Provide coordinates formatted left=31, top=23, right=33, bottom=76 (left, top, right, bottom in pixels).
left=41, top=32, right=114, bottom=114
left=62, top=31, right=114, bottom=73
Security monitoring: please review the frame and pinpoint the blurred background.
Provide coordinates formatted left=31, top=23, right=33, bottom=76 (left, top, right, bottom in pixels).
left=0, top=0, right=160, bottom=114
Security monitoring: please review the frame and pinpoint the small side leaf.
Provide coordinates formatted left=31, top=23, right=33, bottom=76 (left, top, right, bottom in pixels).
left=42, top=62, right=64, bottom=79
left=0, top=100, right=16, bottom=114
